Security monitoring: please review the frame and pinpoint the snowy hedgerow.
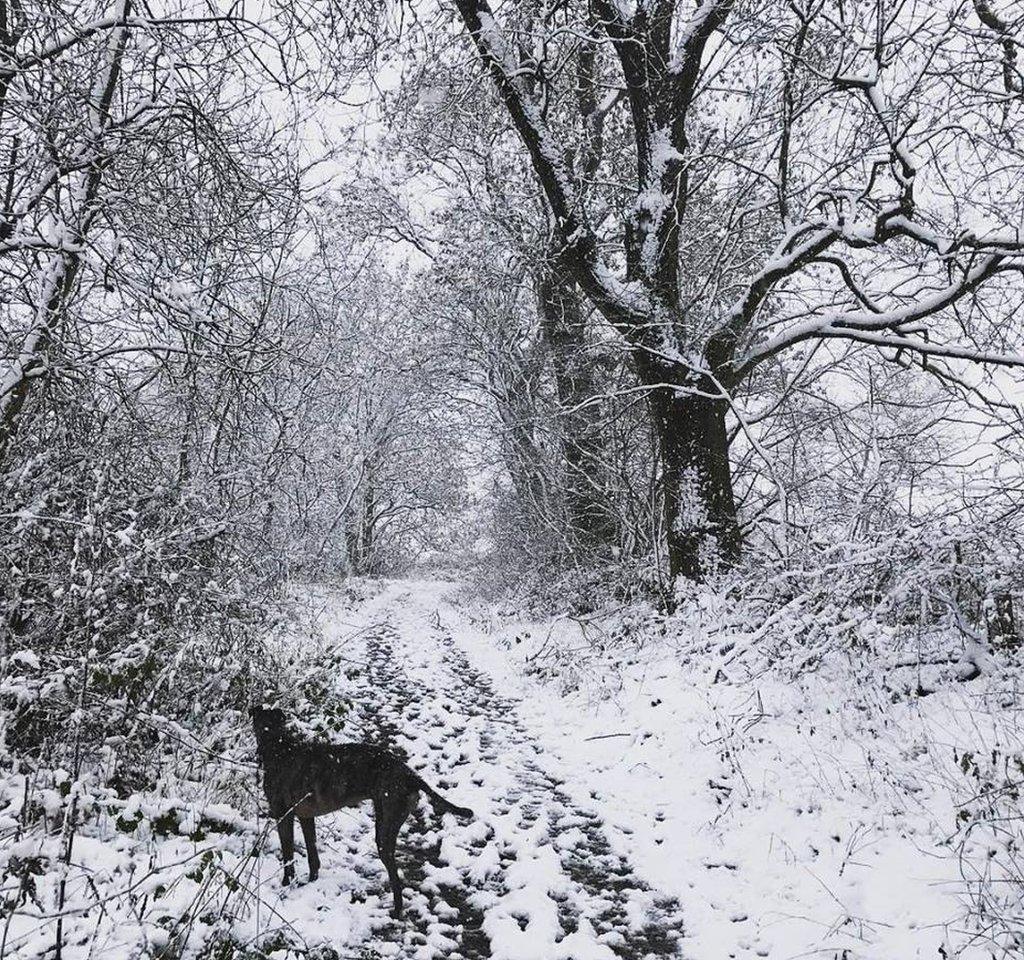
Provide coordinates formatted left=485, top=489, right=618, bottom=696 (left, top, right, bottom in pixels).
left=0, top=398, right=271, bottom=790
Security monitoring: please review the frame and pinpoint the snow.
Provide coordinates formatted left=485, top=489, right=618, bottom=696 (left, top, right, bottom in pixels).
left=6, top=578, right=1020, bottom=959
left=402, top=580, right=1017, bottom=960
left=668, top=1, right=727, bottom=75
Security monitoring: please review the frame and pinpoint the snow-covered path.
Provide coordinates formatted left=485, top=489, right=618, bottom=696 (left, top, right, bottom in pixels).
left=249, top=578, right=1002, bottom=960
left=17, top=578, right=1007, bottom=960
left=304, top=581, right=686, bottom=960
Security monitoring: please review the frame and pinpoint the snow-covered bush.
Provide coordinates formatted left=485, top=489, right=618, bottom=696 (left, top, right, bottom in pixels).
left=952, top=742, right=1024, bottom=955
left=0, top=400, right=273, bottom=790
left=721, top=514, right=1024, bottom=672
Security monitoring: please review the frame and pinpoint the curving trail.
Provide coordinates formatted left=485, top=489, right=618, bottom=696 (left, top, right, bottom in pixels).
left=295, top=583, right=687, bottom=960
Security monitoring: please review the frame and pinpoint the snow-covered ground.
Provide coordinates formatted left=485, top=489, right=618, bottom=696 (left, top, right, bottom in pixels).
left=3, top=578, right=1020, bottom=959
left=355, top=580, right=1021, bottom=960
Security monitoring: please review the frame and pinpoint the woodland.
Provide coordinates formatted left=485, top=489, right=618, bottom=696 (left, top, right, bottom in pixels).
left=1, top=2, right=1023, bottom=959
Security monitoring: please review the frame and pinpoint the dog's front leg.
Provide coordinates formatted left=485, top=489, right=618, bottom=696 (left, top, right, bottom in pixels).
left=277, top=812, right=296, bottom=885
left=300, top=817, right=320, bottom=881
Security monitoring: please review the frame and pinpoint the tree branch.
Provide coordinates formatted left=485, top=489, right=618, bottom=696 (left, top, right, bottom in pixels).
left=453, top=0, right=650, bottom=329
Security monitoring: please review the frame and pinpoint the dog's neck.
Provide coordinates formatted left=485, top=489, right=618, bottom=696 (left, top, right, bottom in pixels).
left=254, top=724, right=293, bottom=763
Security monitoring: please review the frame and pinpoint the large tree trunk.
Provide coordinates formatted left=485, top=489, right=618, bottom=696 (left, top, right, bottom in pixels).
left=536, top=271, right=615, bottom=549
left=490, top=368, right=551, bottom=522
left=640, top=361, right=741, bottom=581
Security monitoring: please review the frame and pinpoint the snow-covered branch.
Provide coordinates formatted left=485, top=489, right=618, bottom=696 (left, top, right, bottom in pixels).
left=736, top=255, right=1024, bottom=374
left=454, top=0, right=651, bottom=328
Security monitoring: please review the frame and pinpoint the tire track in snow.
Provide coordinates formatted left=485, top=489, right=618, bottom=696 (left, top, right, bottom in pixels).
left=333, top=595, right=685, bottom=959
left=429, top=623, right=686, bottom=960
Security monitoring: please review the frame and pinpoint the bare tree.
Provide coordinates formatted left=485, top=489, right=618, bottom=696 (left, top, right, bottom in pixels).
left=0, top=0, right=302, bottom=460
left=448, top=0, right=1024, bottom=580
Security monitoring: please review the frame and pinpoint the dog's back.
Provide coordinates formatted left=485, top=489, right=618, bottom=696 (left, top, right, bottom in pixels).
left=263, top=739, right=411, bottom=819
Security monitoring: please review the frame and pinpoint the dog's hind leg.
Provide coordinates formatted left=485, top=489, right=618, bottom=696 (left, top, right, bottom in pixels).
left=300, top=817, right=320, bottom=881
left=277, top=812, right=296, bottom=885
left=374, top=794, right=413, bottom=919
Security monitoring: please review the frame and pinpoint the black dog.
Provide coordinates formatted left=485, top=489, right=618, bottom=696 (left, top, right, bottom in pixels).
left=250, top=706, right=473, bottom=918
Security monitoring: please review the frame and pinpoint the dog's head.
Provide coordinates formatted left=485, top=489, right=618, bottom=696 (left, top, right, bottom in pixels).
left=250, top=705, right=288, bottom=748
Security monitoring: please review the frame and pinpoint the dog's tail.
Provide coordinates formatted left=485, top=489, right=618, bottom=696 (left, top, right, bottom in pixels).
left=414, top=775, right=473, bottom=819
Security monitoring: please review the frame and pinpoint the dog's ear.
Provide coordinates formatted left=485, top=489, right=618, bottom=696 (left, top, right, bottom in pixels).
left=251, top=705, right=286, bottom=726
